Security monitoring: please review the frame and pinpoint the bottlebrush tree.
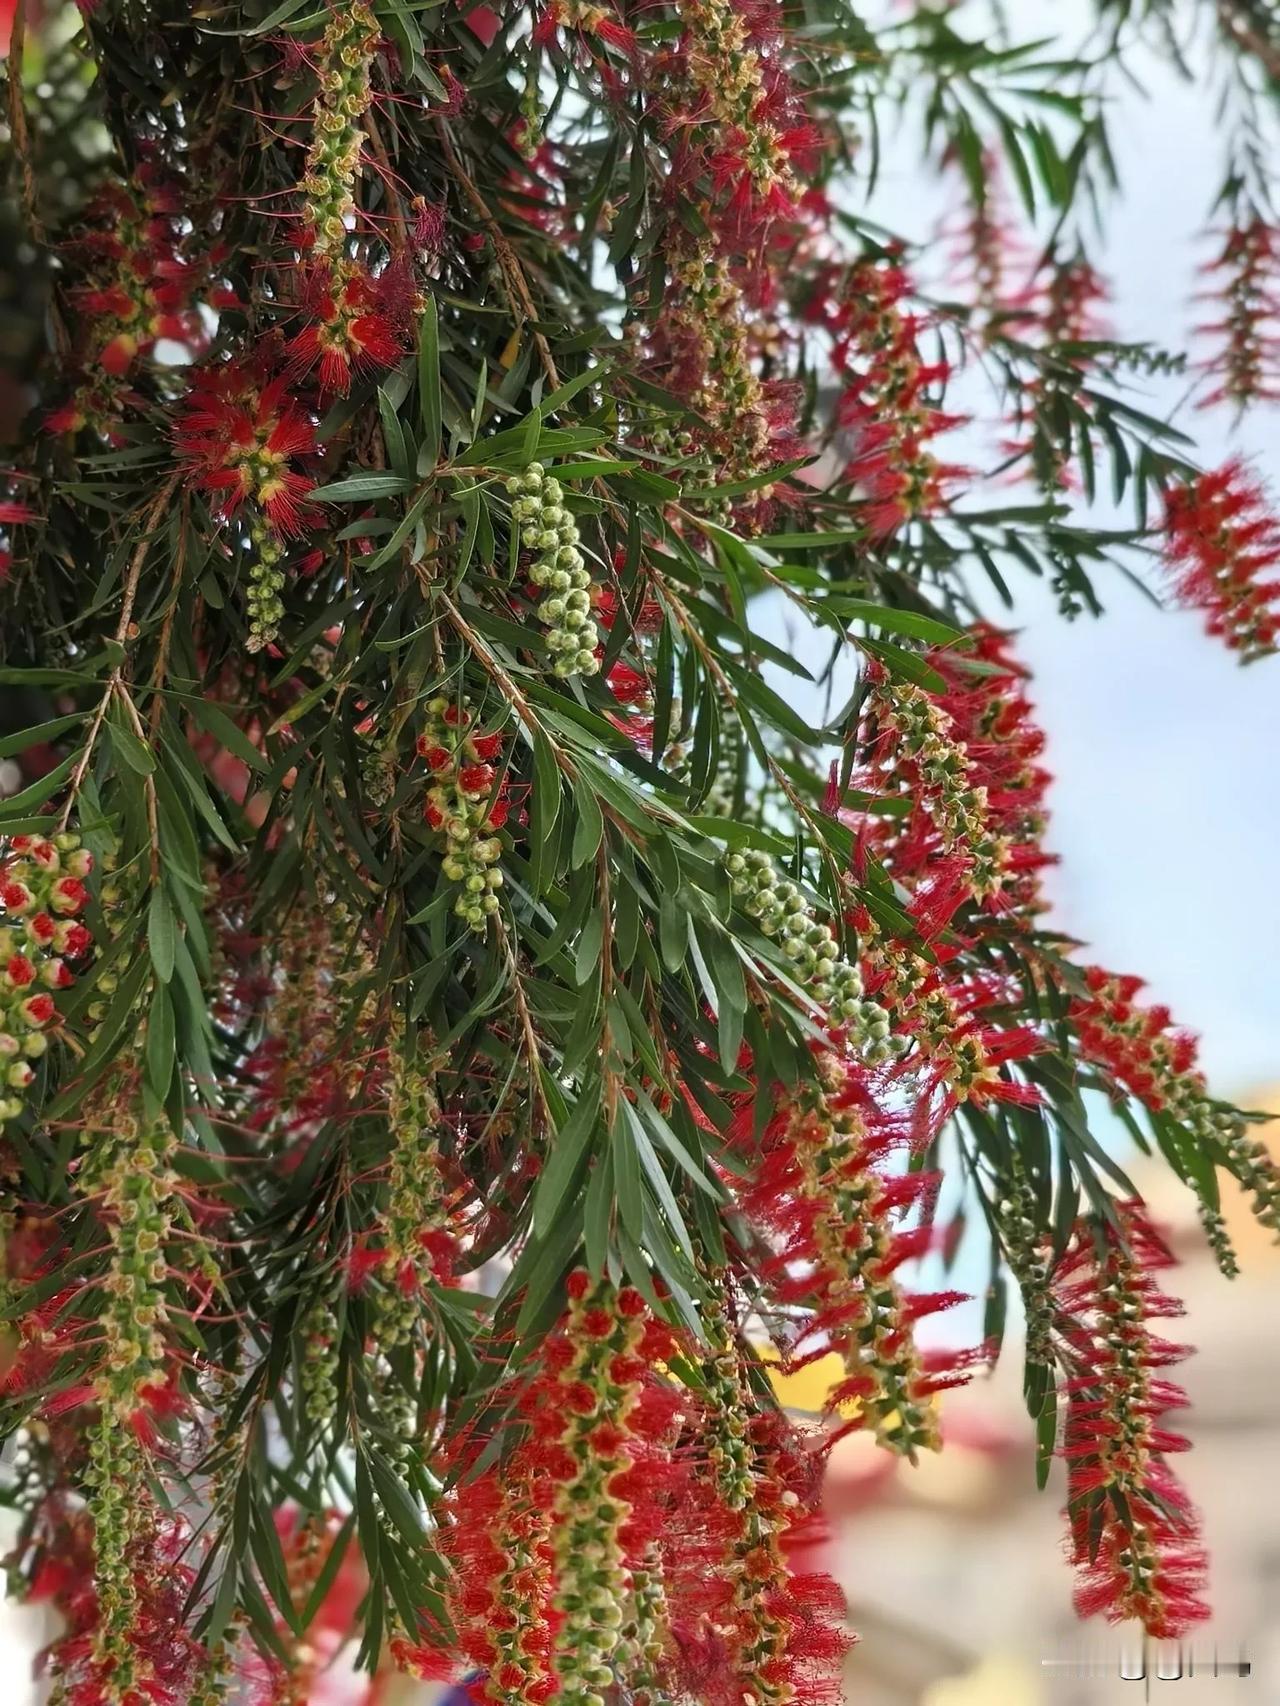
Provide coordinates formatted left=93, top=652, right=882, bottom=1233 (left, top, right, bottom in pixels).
left=3, top=0, right=1280, bottom=1702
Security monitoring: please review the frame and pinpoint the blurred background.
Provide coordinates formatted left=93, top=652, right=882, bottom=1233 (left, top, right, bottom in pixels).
left=3, top=0, right=1279, bottom=1698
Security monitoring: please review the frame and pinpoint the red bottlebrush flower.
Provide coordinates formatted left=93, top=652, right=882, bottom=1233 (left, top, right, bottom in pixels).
left=1196, top=215, right=1280, bottom=413
left=50, top=877, right=90, bottom=915
left=58, top=921, right=94, bottom=958
left=1053, top=1204, right=1209, bottom=1639
left=99, top=331, right=139, bottom=376
left=468, top=730, right=503, bottom=761
left=457, top=762, right=495, bottom=795
left=174, top=362, right=319, bottom=536
left=561, top=1379, right=598, bottom=1415
left=1163, top=460, right=1280, bottom=658
left=824, top=258, right=964, bottom=534
left=411, top=196, right=447, bottom=253
left=6, top=954, right=36, bottom=987
left=346, top=1242, right=386, bottom=1291
left=285, top=260, right=417, bottom=395
left=21, top=993, right=57, bottom=1026
left=729, top=1054, right=969, bottom=1458
left=939, top=149, right=1029, bottom=320
left=0, top=500, right=38, bottom=526
left=417, top=740, right=453, bottom=772
left=606, top=660, right=650, bottom=707
left=26, top=911, right=56, bottom=944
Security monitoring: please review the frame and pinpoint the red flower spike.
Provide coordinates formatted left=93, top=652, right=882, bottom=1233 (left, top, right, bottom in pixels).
left=1163, top=460, right=1280, bottom=658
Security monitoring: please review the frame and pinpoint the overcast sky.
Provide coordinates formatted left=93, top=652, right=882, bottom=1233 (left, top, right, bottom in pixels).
left=779, top=0, right=1280, bottom=1095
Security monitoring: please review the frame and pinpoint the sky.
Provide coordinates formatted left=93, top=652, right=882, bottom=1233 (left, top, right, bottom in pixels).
left=774, top=0, right=1280, bottom=1096
left=4, top=0, right=1280, bottom=1689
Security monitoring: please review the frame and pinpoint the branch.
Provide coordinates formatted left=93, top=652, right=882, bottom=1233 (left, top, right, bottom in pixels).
left=1218, top=2, right=1280, bottom=84
left=59, top=474, right=181, bottom=835
left=5, top=0, right=70, bottom=360
left=435, top=120, right=561, bottom=389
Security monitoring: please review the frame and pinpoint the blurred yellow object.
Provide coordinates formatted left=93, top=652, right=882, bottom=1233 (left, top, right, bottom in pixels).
left=758, top=1345, right=856, bottom=1416
left=922, top=1653, right=1044, bottom=1706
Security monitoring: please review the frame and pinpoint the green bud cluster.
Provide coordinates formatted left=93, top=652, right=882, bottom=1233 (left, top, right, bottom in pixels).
left=300, top=0, right=380, bottom=260
left=299, top=1298, right=339, bottom=1430
left=615, top=1541, right=671, bottom=1706
left=1196, top=1200, right=1239, bottom=1279
left=375, top=1025, right=451, bottom=1348
left=551, top=1279, right=645, bottom=1705
left=246, top=516, right=286, bottom=654
left=1189, top=1099, right=1280, bottom=1242
left=723, top=847, right=897, bottom=1061
left=420, top=698, right=507, bottom=933
left=876, top=680, right=1009, bottom=898
left=82, top=1095, right=178, bottom=1685
left=507, top=463, right=601, bottom=678
left=995, top=1159, right=1054, bottom=1366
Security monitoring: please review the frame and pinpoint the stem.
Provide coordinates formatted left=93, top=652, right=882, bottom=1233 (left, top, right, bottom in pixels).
left=1218, top=2, right=1280, bottom=82
left=436, top=120, right=561, bottom=389
left=59, top=475, right=180, bottom=833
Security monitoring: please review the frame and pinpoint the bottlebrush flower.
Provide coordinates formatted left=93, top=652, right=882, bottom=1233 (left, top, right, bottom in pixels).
left=1000, top=251, right=1111, bottom=490
left=0, top=834, right=94, bottom=1123
left=651, top=240, right=803, bottom=508
left=25, top=1502, right=209, bottom=1706
left=939, top=150, right=1028, bottom=321
left=851, top=627, right=1054, bottom=931
left=661, top=0, right=817, bottom=234
left=731, top=1054, right=979, bottom=1457
left=676, top=1294, right=853, bottom=1706
left=174, top=361, right=319, bottom=536
left=533, top=0, right=636, bottom=57
left=1053, top=1205, right=1209, bottom=1638
left=543, top=1275, right=650, bottom=1692
left=370, top=1019, right=459, bottom=1343
left=1162, top=460, right=1280, bottom=658
left=299, top=0, right=381, bottom=259
left=417, top=698, right=510, bottom=931
left=1196, top=215, right=1280, bottom=413
left=819, top=257, right=964, bottom=535
left=1068, top=964, right=1280, bottom=1246
left=285, top=258, right=417, bottom=394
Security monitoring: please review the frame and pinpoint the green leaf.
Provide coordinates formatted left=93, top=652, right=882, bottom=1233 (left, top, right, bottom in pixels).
left=532, top=1077, right=601, bottom=1236
left=858, top=637, right=948, bottom=693
left=109, top=723, right=156, bottom=775
left=821, top=599, right=964, bottom=647
left=314, top=474, right=415, bottom=502
left=144, top=986, right=175, bottom=1099
left=418, top=294, right=442, bottom=466
left=570, top=778, right=605, bottom=869
left=148, top=887, right=177, bottom=983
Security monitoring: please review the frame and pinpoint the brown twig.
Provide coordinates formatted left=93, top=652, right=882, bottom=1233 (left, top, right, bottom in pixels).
left=435, top=120, right=561, bottom=389
left=59, top=474, right=181, bottom=836
left=6, top=0, right=70, bottom=361
left=495, top=914, right=554, bottom=1135
left=1218, top=2, right=1280, bottom=83
left=363, top=105, right=411, bottom=259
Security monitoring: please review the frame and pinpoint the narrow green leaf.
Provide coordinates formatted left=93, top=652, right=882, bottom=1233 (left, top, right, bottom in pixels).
left=148, top=887, right=177, bottom=983
left=418, top=294, right=442, bottom=466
